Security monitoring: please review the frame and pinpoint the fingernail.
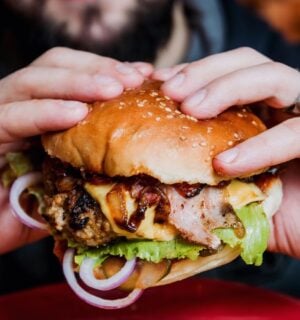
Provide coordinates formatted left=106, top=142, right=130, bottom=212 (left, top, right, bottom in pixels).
left=184, top=90, right=206, bottom=108
left=166, top=73, right=185, bottom=89
left=131, top=62, right=152, bottom=75
left=155, top=67, right=174, bottom=79
left=216, top=148, right=239, bottom=164
left=61, top=101, right=88, bottom=117
left=116, top=63, right=135, bottom=75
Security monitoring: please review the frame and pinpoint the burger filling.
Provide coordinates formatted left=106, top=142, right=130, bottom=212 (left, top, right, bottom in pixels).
left=41, top=157, right=274, bottom=267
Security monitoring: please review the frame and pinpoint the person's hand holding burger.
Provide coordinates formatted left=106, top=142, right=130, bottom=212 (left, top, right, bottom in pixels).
left=153, top=47, right=300, bottom=258
left=1, top=46, right=298, bottom=309
left=0, top=47, right=152, bottom=254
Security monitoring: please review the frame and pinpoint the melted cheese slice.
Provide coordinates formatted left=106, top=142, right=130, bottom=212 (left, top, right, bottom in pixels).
left=226, top=180, right=265, bottom=209
left=85, top=183, right=177, bottom=241
left=85, top=179, right=266, bottom=242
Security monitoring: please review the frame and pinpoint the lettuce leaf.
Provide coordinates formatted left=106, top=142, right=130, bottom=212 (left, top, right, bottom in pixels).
left=1, top=152, right=33, bottom=187
left=75, top=239, right=204, bottom=266
left=213, top=203, right=269, bottom=266
left=74, top=203, right=269, bottom=267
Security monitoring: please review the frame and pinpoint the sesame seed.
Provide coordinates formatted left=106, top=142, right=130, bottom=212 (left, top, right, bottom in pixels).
left=228, top=141, right=234, bottom=146
left=156, top=117, right=161, bottom=121
left=192, top=142, right=198, bottom=148
left=120, top=102, right=126, bottom=106
left=159, top=102, right=166, bottom=107
left=207, top=127, right=213, bottom=133
left=186, top=115, right=197, bottom=122
left=165, top=107, right=172, bottom=112
left=147, top=111, right=153, bottom=117
left=175, top=110, right=181, bottom=115
left=166, top=114, right=174, bottom=119
left=233, top=133, right=239, bottom=139
left=150, top=91, right=158, bottom=97
left=251, top=120, right=258, bottom=126
left=164, top=95, right=171, bottom=100
left=242, top=108, right=247, bottom=113
left=200, top=141, right=207, bottom=147
left=118, top=106, right=124, bottom=110
left=237, top=113, right=243, bottom=118
left=179, top=136, right=187, bottom=141
left=181, top=126, right=189, bottom=130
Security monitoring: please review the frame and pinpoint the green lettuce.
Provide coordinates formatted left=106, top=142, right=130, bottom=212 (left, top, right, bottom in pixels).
left=213, top=203, right=269, bottom=266
left=1, top=152, right=33, bottom=187
left=75, top=239, right=204, bottom=266
left=74, top=203, right=269, bottom=267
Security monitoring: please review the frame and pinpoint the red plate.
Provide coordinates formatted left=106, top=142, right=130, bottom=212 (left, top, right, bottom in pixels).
left=0, top=279, right=300, bottom=319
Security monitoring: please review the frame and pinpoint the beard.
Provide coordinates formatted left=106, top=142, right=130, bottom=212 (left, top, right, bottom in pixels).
left=0, top=0, right=175, bottom=73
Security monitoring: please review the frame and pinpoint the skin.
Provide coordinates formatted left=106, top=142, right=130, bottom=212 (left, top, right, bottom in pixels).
left=0, top=47, right=152, bottom=254
left=153, top=47, right=300, bottom=258
left=0, top=2, right=299, bottom=260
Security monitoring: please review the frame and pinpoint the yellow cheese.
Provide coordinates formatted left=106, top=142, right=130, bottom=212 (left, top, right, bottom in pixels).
left=85, top=183, right=177, bottom=241
left=226, top=180, right=265, bottom=209
left=84, top=179, right=265, bottom=242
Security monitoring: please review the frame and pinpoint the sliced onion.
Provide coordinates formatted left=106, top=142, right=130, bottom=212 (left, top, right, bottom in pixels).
left=9, top=172, right=48, bottom=230
left=63, top=249, right=143, bottom=309
left=79, top=257, right=136, bottom=291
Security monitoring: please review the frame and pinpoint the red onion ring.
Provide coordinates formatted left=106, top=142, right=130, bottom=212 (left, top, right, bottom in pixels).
left=79, top=257, right=136, bottom=291
left=63, top=249, right=143, bottom=309
left=9, top=172, right=48, bottom=230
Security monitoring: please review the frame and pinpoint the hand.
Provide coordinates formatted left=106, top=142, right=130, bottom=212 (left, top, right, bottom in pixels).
left=153, top=47, right=300, bottom=258
left=0, top=47, right=153, bottom=254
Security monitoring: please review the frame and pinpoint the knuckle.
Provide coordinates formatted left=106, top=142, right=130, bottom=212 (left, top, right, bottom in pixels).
left=40, top=47, right=69, bottom=62
left=238, top=46, right=271, bottom=62
left=13, top=67, right=33, bottom=89
left=238, top=46, right=259, bottom=56
left=269, top=61, right=287, bottom=72
left=282, top=118, right=300, bottom=135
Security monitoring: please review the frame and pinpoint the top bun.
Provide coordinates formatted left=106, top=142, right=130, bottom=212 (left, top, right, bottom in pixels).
left=42, top=81, right=266, bottom=185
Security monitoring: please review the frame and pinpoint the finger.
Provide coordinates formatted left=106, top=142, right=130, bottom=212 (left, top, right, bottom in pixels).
left=31, top=47, right=117, bottom=69
left=152, top=63, right=188, bottom=81
left=0, top=198, right=48, bottom=254
left=0, top=141, right=30, bottom=155
left=213, top=118, right=300, bottom=176
left=31, top=47, right=145, bottom=87
left=268, top=159, right=300, bottom=258
left=130, top=62, right=154, bottom=77
left=0, top=66, right=125, bottom=104
left=161, top=47, right=271, bottom=101
left=182, top=62, right=300, bottom=119
left=0, top=99, right=88, bottom=144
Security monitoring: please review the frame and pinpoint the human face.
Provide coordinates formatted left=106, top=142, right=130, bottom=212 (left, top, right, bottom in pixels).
left=5, top=0, right=139, bottom=44
left=4, top=0, right=174, bottom=62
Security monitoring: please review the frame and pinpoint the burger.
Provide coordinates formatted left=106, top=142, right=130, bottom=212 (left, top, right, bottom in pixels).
left=9, top=80, right=283, bottom=309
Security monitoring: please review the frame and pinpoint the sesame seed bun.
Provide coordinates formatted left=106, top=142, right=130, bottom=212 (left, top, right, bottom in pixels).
left=42, top=81, right=266, bottom=185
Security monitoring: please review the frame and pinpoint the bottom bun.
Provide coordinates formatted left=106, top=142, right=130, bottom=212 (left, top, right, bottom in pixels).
left=155, top=245, right=240, bottom=287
